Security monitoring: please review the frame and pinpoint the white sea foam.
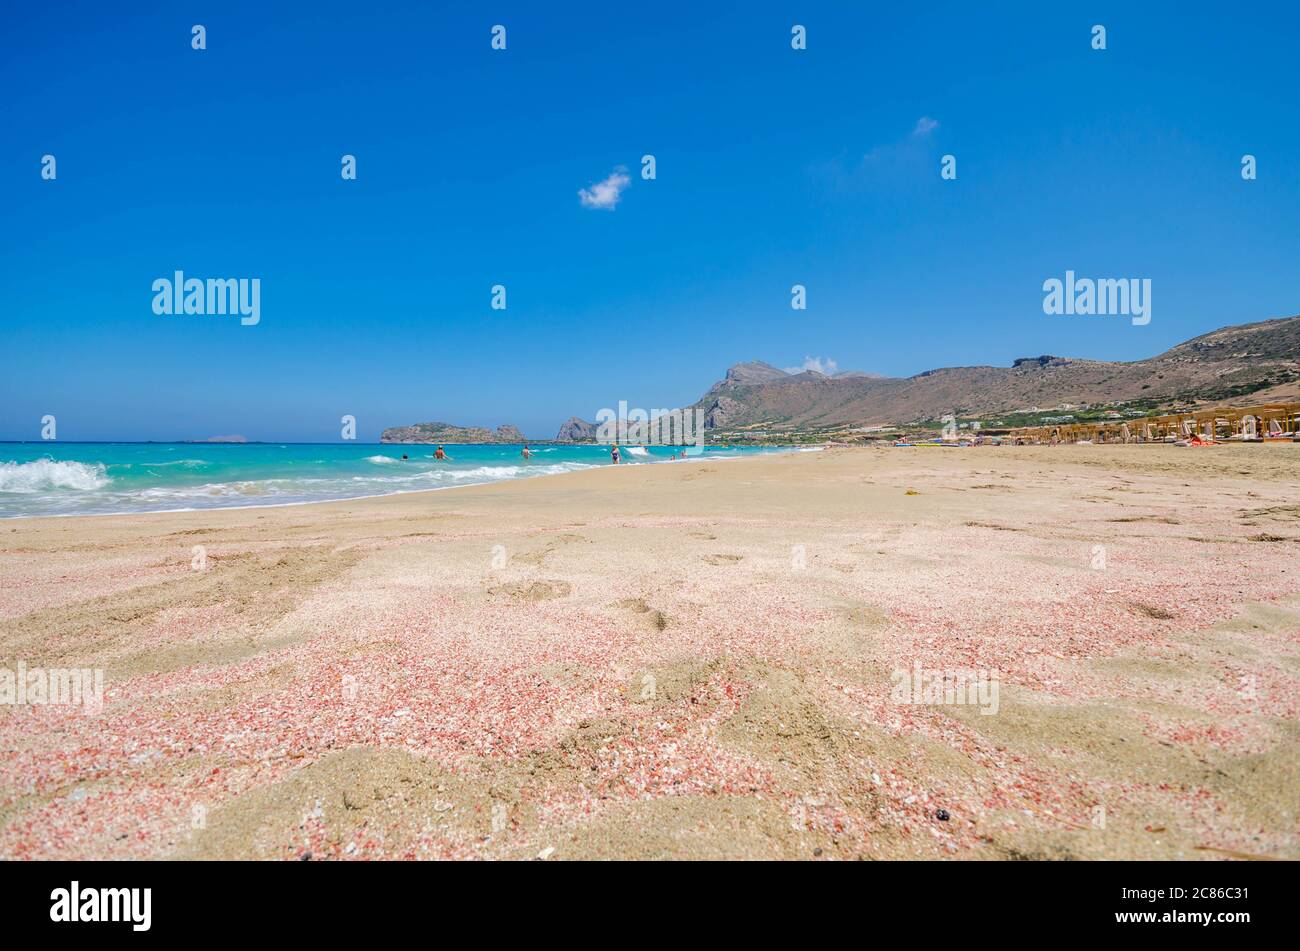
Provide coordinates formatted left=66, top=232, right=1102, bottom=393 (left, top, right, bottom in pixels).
left=450, top=465, right=523, bottom=479
left=0, top=459, right=111, bottom=493
left=625, top=446, right=650, bottom=457
left=447, top=463, right=592, bottom=481
left=364, top=455, right=401, bottom=465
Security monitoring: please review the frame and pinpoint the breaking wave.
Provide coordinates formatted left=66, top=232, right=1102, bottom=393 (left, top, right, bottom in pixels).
left=0, top=459, right=111, bottom=493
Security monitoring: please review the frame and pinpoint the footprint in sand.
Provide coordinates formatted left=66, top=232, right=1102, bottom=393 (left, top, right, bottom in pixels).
left=681, top=468, right=716, bottom=482
left=703, top=553, right=743, bottom=565
left=515, top=533, right=591, bottom=566
left=615, top=597, right=669, bottom=631
left=1127, top=602, right=1177, bottom=620
left=488, top=580, right=572, bottom=602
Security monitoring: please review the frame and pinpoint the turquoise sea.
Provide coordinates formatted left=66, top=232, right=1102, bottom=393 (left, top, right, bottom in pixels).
left=0, top=442, right=798, bottom=519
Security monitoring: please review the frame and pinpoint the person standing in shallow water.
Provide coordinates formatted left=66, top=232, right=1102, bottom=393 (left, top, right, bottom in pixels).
left=521, top=444, right=532, bottom=460
left=434, top=446, right=448, bottom=460
left=610, top=444, right=620, bottom=464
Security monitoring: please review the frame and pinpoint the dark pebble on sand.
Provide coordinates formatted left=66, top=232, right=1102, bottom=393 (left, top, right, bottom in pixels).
left=936, top=809, right=950, bottom=821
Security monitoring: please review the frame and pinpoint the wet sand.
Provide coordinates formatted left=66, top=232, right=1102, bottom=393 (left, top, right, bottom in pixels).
left=2, top=445, right=1297, bottom=860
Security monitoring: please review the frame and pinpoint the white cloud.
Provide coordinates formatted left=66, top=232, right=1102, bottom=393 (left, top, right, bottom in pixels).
left=784, top=355, right=839, bottom=375
left=578, top=167, right=631, bottom=210
left=912, top=116, right=939, bottom=137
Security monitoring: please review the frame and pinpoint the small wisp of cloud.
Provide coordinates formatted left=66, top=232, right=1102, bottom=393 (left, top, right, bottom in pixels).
left=578, top=167, right=631, bottom=210
left=784, top=356, right=839, bottom=375
left=811, top=117, right=943, bottom=195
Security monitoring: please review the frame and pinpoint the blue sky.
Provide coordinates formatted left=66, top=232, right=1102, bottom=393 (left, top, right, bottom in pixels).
left=2, top=1, right=1297, bottom=441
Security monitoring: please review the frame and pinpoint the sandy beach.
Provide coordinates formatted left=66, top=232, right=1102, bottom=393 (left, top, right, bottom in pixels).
left=2, top=445, right=1297, bottom=861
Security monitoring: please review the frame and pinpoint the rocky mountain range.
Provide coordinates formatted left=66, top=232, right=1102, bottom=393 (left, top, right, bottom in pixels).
left=687, top=315, right=1300, bottom=434
left=384, top=316, right=1299, bottom=442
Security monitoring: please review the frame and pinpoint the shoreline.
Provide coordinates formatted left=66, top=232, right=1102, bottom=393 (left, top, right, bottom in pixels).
left=5, top=438, right=1296, bottom=525
left=0, top=447, right=795, bottom=523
